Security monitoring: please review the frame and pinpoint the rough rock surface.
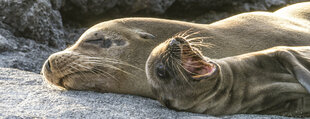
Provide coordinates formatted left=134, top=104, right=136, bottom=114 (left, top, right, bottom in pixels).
left=0, top=0, right=65, bottom=48
left=60, top=0, right=176, bottom=24
left=0, top=68, right=299, bottom=118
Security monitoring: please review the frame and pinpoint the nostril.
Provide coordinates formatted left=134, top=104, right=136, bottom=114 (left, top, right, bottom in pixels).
left=169, top=38, right=180, bottom=47
left=162, top=99, right=175, bottom=109
left=175, top=37, right=185, bottom=43
left=169, top=37, right=186, bottom=47
left=45, top=60, right=52, bottom=72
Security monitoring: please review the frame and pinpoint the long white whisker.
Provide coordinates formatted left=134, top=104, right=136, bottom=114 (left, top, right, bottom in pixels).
left=186, top=36, right=211, bottom=42
left=184, top=31, right=201, bottom=39
left=82, top=57, right=144, bottom=72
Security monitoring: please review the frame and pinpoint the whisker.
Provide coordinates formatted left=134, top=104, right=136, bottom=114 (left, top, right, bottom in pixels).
left=184, top=31, right=201, bottom=39
left=190, top=43, right=214, bottom=48
left=91, top=68, right=120, bottom=82
left=71, top=62, right=105, bottom=78
left=179, top=28, right=194, bottom=37
left=174, top=60, right=194, bottom=88
left=71, top=62, right=121, bottom=83
left=98, top=63, right=143, bottom=79
left=84, top=57, right=144, bottom=72
left=186, top=36, right=211, bottom=42
left=69, top=64, right=92, bottom=82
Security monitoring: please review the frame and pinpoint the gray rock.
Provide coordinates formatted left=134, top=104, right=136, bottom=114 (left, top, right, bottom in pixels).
left=0, top=41, right=56, bottom=73
left=0, top=24, right=57, bottom=73
left=50, top=0, right=65, bottom=10
left=0, top=67, right=299, bottom=118
left=0, top=33, right=17, bottom=53
left=63, top=27, right=87, bottom=46
left=0, top=0, right=65, bottom=48
left=60, top=0, right=175, bottom=23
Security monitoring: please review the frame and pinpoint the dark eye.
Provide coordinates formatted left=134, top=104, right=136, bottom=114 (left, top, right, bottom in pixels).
left=156, top=63, right=169, bottom=79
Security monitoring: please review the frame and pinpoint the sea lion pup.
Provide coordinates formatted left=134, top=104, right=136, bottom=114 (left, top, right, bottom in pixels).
left=42, top=2, right=310, bottom=98
left=145, top=36, right=310, bottom=117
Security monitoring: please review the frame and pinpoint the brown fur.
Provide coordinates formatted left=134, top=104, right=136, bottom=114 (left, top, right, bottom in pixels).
left=42, top=2, right=310, bottom=99
left=146, top=39, right=310, bottom=116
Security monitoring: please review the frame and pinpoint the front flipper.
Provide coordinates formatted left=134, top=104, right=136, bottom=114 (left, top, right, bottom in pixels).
left=275, top=47, right=310, bottom=93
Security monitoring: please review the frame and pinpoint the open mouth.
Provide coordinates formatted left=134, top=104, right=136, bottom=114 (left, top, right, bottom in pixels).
left=180, top=44, right=217, bottom=80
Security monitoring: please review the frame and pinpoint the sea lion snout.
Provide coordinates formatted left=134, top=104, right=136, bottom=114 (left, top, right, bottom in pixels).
left=169, top=37, right=186, bottom=47
left=43, top=60, right=52, bottom=73
left=169, top=37, right=189, bottom=58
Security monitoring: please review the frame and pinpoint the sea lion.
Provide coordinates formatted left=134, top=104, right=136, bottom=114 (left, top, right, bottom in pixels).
left=42, top=2, right=310, bottom=99
left=145, top=36, right=310, bottom=117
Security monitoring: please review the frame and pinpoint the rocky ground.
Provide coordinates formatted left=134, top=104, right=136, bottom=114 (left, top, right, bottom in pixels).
left=0, top=67, right=297, bottom=118
left=0, top=0, right=307, bottom=73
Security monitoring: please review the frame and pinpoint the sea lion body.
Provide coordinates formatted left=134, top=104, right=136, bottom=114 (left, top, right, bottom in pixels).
left=42, top=2, right=310, bottom=98
left=212, top=46, right=310, bottom=116
left=146, top=37, right=310, bottom=116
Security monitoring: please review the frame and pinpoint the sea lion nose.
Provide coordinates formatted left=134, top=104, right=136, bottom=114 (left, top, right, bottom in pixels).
left=169, top=37, right=185, bottom=47
left=169, top=37, right=187, bottom=58
left=44, top=60, right=52, bottom=73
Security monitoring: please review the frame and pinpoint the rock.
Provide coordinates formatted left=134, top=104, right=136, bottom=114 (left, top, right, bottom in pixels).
left=0, top=0, right=65, bottom=48
left=63, top=27, right=87, bottom=47
left=0, top=0, right=67, bottom=73
left=50, top=0, right=65, bottom=10
left=0, top=67, right=298, bottom=118
left=0, top=30, right=18, bottom=52
left=0, top=22, right=56, bottom=73
left=60, top=0, right=175, bottom=23
left=0, top=36, right=56, bottom=73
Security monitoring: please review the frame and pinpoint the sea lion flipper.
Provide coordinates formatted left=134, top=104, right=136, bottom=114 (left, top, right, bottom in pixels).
left=293, top=65, right=310, bottom=93
left=276, top=48, right=310, bottom=93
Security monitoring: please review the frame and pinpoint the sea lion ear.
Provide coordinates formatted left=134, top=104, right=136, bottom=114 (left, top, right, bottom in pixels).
left=137, top=31, right=155, bottom=39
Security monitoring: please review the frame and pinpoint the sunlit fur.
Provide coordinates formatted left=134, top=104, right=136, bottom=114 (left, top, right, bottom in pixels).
left=146, top=35, right=310, bottom=117
left=146, top=2, right=310, bottom=116
left=146, top=32, right=221, bottom=112
left=43, top=2, right=310, bottom=100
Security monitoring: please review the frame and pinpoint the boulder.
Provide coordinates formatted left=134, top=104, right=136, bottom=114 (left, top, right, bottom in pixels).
left=0, top=68, right=297, bottom=119
left=0, top=0, right=65, bottom=48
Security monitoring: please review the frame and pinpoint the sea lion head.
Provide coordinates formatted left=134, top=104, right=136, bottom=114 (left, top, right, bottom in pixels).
left=146, top=35, right=220, bottom=111
left=41, top=19, right=156, bottom=95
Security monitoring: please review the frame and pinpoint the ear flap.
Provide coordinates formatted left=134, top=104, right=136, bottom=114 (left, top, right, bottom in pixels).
left=277, top=49, right=310, bottom=93
left=137, top=31, right=155, bottom=39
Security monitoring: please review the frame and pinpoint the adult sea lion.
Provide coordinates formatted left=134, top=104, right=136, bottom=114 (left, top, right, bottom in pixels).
left=145, top=36, right=310, bottom=117
left=42, top=2, right=310, bottom=99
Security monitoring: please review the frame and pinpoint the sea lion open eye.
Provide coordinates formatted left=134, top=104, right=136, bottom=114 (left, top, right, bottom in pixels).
left=156, top=63, right=170, bottom=79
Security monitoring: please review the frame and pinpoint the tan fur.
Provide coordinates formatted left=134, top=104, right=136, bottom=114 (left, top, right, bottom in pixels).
left=42, top=2, right=310, bottom=99
left=146, top=42, right=310, bottom=116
